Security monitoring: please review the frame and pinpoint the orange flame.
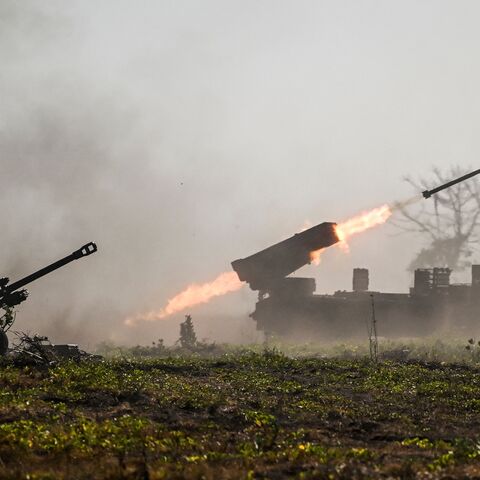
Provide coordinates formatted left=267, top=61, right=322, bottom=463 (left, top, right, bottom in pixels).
left=309, top=204, right=392, bottom=262
left=335, top=204, right=392, bottom=247
left=309, top=249, right=324, bottom=265
left=125, top=271, right=242, bottom=326
left=127, top=204, right=393, bottom=325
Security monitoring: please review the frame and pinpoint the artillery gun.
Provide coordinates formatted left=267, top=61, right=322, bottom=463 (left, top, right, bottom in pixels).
left=422, top=168, right=480, bottom=198
left=0, top=242, right=97, bottom=355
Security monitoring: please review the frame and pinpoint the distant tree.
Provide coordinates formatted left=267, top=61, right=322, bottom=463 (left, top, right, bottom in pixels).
left=395, top=165, right=480, bottom=271
left=178, top=315, right=197, bottom=348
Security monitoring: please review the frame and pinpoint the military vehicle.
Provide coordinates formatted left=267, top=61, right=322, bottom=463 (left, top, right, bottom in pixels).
left=232, top=169, right=480, bottom=340
left=0, top=242, right=97, bottom=354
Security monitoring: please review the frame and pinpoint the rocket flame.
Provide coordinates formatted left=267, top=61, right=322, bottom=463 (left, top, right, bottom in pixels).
left=335, top=204, right=392, bottom=244
left=125, top=271, right=243, bottom=326
left=308, top=204, right=392, bottom=263
left=126, top=204, right=394, bottom=326
left=309, top=249, right=324, bottom=265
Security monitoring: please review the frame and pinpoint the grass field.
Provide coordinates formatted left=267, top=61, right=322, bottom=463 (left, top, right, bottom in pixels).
left=1, top=347, right=480, bottom=479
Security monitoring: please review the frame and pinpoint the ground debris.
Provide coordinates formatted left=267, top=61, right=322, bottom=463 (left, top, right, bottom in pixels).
left=8, top=331, right=102, bottom=366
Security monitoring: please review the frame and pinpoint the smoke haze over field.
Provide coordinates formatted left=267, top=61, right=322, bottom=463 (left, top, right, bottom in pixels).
left=2, top=0, right=480, bottom=346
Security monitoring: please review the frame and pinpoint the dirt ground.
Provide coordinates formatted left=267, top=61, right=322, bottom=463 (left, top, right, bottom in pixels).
left=0, top=351, right=479, bottom=479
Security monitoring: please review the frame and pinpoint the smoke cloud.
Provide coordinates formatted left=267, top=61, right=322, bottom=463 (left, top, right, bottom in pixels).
left=2, top=1, right=480, bottom=346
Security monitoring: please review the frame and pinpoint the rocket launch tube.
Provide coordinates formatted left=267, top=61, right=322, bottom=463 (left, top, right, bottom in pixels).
left=231, top=222, right=338, bottom=291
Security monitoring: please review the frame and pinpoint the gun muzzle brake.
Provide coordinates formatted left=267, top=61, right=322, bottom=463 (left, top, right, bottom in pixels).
left=422, top=190, right=431, bottom=199
left=73, top=242, right=98, bottom=259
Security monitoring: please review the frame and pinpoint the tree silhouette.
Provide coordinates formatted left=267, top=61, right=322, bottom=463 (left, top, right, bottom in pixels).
left=178, top=314, right=197, bottom=348
left=395, top=165, right=480, bottom=271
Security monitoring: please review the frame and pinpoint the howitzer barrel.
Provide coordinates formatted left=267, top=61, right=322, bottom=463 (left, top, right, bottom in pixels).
left=6, top=242, right=97, bottom=293
left=422, top=169, right=480, bottom=198
left=231, top=222, right=338, bottom=291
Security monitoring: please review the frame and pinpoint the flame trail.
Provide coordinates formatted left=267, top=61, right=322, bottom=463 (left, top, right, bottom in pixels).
left=309, top=204, right=393, bottom=262
left=309, top=249, right=323, bottom=265
left=125, top=271, right=242, bottom=326
left=335, top=203, right=392, bottom=244
left=127, top=203, right=396, bottom=325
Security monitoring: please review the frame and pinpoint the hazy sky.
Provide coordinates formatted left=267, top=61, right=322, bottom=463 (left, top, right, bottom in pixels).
left=2, top=1, right=480, bottom=345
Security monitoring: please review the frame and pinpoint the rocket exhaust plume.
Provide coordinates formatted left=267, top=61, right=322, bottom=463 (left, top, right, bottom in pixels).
left=390, top=194, right=423, bottom=210
left=335, top=203, right=392, bottom=244
left=125, top=271, right=242, bottom=326
left=309, top=204, right=393, bottom=262
left=126, top=202, right=397, bottom=326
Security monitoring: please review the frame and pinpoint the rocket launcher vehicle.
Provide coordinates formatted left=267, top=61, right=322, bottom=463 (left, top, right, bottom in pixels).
left=231, top=222, right=339, bottom=291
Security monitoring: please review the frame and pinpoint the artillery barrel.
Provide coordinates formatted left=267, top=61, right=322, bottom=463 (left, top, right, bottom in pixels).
left=423, top=169, right=480, bottom=198
left=6, top=242, right=97, bottom=293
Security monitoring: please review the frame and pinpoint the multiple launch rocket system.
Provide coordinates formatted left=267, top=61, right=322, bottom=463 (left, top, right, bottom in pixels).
left=231, top=169, right=480, bottom=339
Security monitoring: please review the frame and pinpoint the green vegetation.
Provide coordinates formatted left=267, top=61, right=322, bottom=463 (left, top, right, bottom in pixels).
left=0, top=347, right=479, bottom=478
left=97, top=335, right=480, bottom=364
